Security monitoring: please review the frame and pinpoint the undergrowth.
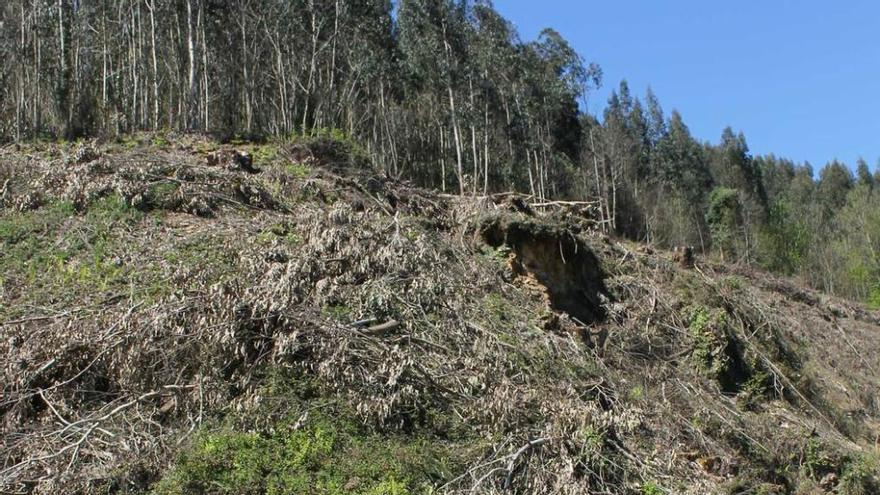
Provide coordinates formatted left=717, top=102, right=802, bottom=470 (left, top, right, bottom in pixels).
left=152, top=415, right=447, bottom=495
left=0, top=196, right=157, bottom=318
left=152, top=371, right=464, bottom=495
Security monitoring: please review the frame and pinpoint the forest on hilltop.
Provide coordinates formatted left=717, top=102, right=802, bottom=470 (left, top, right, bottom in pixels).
left=1, top=0, right=879, bottom=303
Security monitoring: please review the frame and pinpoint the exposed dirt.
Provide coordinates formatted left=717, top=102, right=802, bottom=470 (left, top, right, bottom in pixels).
left=481, top=216, right=608, bottom=325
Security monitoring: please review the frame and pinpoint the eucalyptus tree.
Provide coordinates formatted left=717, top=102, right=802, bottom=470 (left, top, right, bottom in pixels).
left=650, top=111, right=713, bottom=248
left=516, top=28, right=596, bottom=200
left=398, top=0, right=470, bottom=193
left=856, top=157, right=874, bottom=190
left=817, top=160, right=854, bottom=212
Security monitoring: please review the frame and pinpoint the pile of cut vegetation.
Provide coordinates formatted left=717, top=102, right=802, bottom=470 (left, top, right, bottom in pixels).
left=1, top=136, right=878, bottom=494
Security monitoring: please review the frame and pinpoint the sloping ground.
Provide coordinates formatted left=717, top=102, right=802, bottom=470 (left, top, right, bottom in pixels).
left=1, top=137, right=878, bottom=495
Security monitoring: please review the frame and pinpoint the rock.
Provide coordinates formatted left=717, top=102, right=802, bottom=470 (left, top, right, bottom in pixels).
left=819, top=472, right=837, bottom=491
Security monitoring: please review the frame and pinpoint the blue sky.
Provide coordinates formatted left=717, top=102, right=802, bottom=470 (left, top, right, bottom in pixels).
left=495, top=0, right=880, bottom=170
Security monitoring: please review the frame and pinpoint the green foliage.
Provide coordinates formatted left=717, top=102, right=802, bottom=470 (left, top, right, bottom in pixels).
left=481, top=244, right=512, bottom=266
left=802, top=438, right=835, bottom=479
left=152, top=415, right=449, bottom=495
left=578, top=426, right=604, bottom=453
left=284, top=162, right=311, bottom=179
left=256, top=223, right=301, bottom=246
left=818, top=161, right=854, bottom=211
left=628, top=384, right=645, bottom=401
left=640, top=480, right=664, bottom=495
left=689, top=306, right=713, bottom=349
left=706, top=187, right=742, bottom=260
left=251, top=144, right=281, bottom=167
left=758, top=199, right=809, bottom=275
left=162, top=234, right=238, bottom=283
left=303, top=127, right=352, bottom=143
left=148, top=182, right=181, bottom=209
left=688, top=306, right=736, bottom=383
left=322, top=304, right=352, bottom=320
left=839, top=453, right=880, bottom=495
left=722, top=275, right=745, bottom=292
left=737, top=370, right=771, bottom=410
left=0, top=200, right=75, bottom=244
left=0, top=196, right=160, bottom=319
left=479, top=292, right=540, bottom=342
left=0, top=202, right=76, bottom=310
left=116, top=135, right=142, bottom=149
left=655, top=111, right=713, bottom=205
left=87, top=193, right=143, bottom=223
left=713, top=127, right=767, bottom=207
left=288, top=128, right=371, bottom=168
left=867, top=286, right=880, bottom=310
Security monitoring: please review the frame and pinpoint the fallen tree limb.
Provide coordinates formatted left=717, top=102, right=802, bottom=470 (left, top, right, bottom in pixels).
left=503, top=437, right=550, bottom=490
left=529, top=200, right=601, bottom=208
left=361, top=319, right=400, bottom=337
left=351, top=317, right=378, bottom=328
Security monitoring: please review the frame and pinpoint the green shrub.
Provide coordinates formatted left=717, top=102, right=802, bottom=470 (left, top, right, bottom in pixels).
left=640, top=480, right=664, bottom=495
left=867, top=286, right=880, bottom=310
left=152, top=415, right=451, bottom=495
left=706, top=187, right=742, bottom=261
left=802, top=438, right=835, bottom=479
left=284, top=162, right=311, bottom=179
left=839, top=453, right=880, bottom=495
left=689, top=306, right=727, bottom=378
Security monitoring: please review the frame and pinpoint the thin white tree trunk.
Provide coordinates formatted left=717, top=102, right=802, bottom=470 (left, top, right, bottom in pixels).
left=147, top=0, right=159, bottom=129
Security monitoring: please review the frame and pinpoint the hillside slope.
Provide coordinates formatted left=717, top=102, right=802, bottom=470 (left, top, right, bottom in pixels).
left=1, top=137, right=879, bottom=494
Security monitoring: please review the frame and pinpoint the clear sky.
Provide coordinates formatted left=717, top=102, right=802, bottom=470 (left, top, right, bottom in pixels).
left=495, top=0, right=880, bottom=170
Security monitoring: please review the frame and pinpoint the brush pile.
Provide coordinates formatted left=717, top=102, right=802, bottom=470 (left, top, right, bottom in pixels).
left=1, top=137, right=878, bottom=494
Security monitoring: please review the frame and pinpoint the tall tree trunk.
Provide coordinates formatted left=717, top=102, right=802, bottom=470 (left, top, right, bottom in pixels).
left=147, top=0, right=159, bottom=129
left=57, top=0, right=71, bottom=136
left=185, top=0, right=197, bottom=129
left=447, top=85, right=464, bottom=195
left=589, top=128, right=607, bottom=232
left=439, top=124, right=447, bottom=193
left=483, top=99, right=490, bottom=195
left=201, top=6, right=208, bottom=131
left=469, top=77, right=479, bottom=195
left=240, top=11, right=251, bottom=133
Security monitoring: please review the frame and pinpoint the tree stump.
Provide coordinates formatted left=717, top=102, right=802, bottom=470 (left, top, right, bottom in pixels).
left=674, top=246, right=694, bottom=268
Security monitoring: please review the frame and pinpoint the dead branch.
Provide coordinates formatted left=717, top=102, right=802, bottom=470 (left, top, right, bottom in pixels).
left=503, top=437, right=550, bottom=490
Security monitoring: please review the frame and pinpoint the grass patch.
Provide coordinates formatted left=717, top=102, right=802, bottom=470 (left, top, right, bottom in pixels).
left=284, top=162, right=311, bottom=179
left=148, top=182, right=181, bottom=209
left=0, top=196, right=165, bottom=319
left=255, top=222, right=301, bottom=246
left=251, top=144, right=281, bottom=168
left=151, top=135, right=171, bottom=147
left=640, top=480, right=665, bottom=495
left=162, top=234, right=239, bottom=283
left=479, top=244, right=512, bottom=267
left=322, top=303, right=352, bottom=321
left=152, top=414, right=456, bottom=495
left=839, top=452, right=880, bottom=495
